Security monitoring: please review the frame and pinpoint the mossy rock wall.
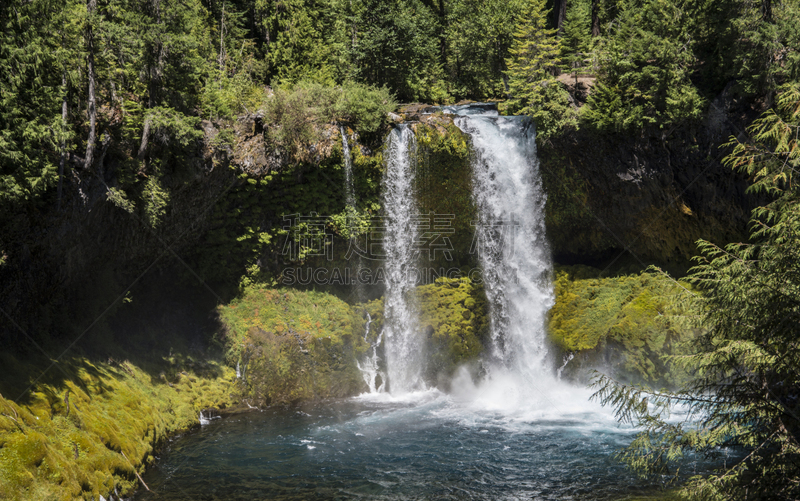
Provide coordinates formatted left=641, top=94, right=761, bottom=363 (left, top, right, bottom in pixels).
left=416, top=278, right=489, bottom=385
left=218, top=288, right=367, bottom=405
left=364, top=278, right=489, bottom=388
left=539, top=124, right=756, bottom=268
left=412, top=120, right=478, bottom=270
left=548, top=265, right=696, bottom=387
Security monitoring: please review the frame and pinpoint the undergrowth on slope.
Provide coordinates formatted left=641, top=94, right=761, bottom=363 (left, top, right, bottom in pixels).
left=0, top=354, right=236, bottom=500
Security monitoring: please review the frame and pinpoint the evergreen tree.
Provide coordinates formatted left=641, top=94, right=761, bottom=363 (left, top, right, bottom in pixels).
left=445, top=0, right=525, bottom=100
left=729, top=0, right=800, bottom=100
left=593, top=84, right=800, bottom=500
left=584, top=0, right=705, bottom=133
left=349, top=0, right=447, bottom=102
left=504, top=0, right=576, bottom=138
left=559, top=0, right=593, bottom=79
left=0, top=0, right=81, bottom=204
left=256, top=0, right=343, bottom=85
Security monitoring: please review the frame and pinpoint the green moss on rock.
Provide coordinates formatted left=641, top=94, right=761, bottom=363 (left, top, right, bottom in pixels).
left=413, top=122, right=478, bottom=269
left=364, top=278, right=489, bottom=386
left=218, top=287, right=368, bottom=405
left=548, top=265, right=696, bottom=386
left=416, top=278, right=489, bottom=380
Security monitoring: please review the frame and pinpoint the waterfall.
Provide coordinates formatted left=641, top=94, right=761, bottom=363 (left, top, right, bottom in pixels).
left=340, top=126, right=356, bottom=210
left=342, top=125, right=370, bottom=307
left=381, top=125, right=424, bottom=394
left=357, top=313, right=386, bottom=393
left=450, top=105, right=554, bottom=380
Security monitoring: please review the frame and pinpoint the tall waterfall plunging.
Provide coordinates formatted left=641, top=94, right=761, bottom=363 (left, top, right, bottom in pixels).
left=375, top=108, right=555, bottom=396
left=380, top=125, right=424, bottom=393
left=451, top=106, right=554, bottom=380
left=340, top=126, right=356, bottom=211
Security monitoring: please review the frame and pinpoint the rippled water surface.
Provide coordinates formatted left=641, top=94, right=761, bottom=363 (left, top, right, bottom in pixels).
left=133, top=379, right=708, bottom=501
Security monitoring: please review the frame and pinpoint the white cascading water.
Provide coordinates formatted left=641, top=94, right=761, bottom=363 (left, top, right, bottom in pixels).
left=375, top=109, right=602, bottom=421
left=380, top=125, right=425, bottom=394
left=356, top=313, right=385, bottom=393
left=340, top=126, right=356, bottom=211
left=451, top=107, right=554, bottom=379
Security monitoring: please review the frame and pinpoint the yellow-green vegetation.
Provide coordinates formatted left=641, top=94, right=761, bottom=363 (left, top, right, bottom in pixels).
left=417, top=278, right=489, bottom=380
left=218, top=287, right=367, bottom=405
left=549, top=265, right=695, bottom=386
left=0, top=353, right=236, bottom=501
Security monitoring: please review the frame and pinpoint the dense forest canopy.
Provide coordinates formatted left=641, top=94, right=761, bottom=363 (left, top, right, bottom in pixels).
left=1, top=0, right=798, bottom=207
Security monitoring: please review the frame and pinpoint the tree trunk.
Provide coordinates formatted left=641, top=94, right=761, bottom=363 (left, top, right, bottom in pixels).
left=84, top=0, right=97, bottom=173
left=219, top=5, right=226, bottom=75
left=553, top=0, right=568, bottom=35
left=592, top=0, right=600, bottom=37
left=762, top=0, right=772, bottom=21
left=137, top=116, right=151, bottom=163
left=58, top=70, right=68, bottom=211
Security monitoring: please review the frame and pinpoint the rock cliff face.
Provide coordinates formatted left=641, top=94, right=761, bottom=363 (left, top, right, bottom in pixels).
left=538, top=94, right=760, bottom=269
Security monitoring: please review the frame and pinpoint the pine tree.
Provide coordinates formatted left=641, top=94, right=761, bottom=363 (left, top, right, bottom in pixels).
left=560, top=0, right=593, bottom=81
left=257, top=0, right=342, bottom=85
left=445, top=0, right=526, bottom=100
left=0, top=0, right=80, bottom=205
left=730, top=0, right=800, bottom=100
left=584, top=0, right=705, bottom=133
left=503, top=0, right=576, bottom=138
left=348, top=0, right=447, bottom=102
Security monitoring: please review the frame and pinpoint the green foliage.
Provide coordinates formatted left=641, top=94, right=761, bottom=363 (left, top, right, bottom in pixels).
left=348, top=0, right=449, bottom=103
left=0, top=0, right=74, bottom=205
left=592, top=85, right=800, bottom=500
left=264, top=81, right=396, bottom=159
left=145, top=107, right=203, bottom=148
left=336, top=81, right=397, bottom=137
left=560, top=0, right=593, bottom=75
left=726, top=0, right=800, bottom=97
left=416, top=278, right=489, bottom=380
left=200, top=2, right=269, bottom=119
left=256, top=0, right=343, bottom=85
left=0, top=355, right=236, bottom=500
left=218, top=286, right=362, bottom=361
left=723, top=83, right=800, bottom=197
left=503, top=0, right=577, bottom=139
left=445, top=0, right=525, bottom=99
left=584, top=0, right=705, bottom=133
